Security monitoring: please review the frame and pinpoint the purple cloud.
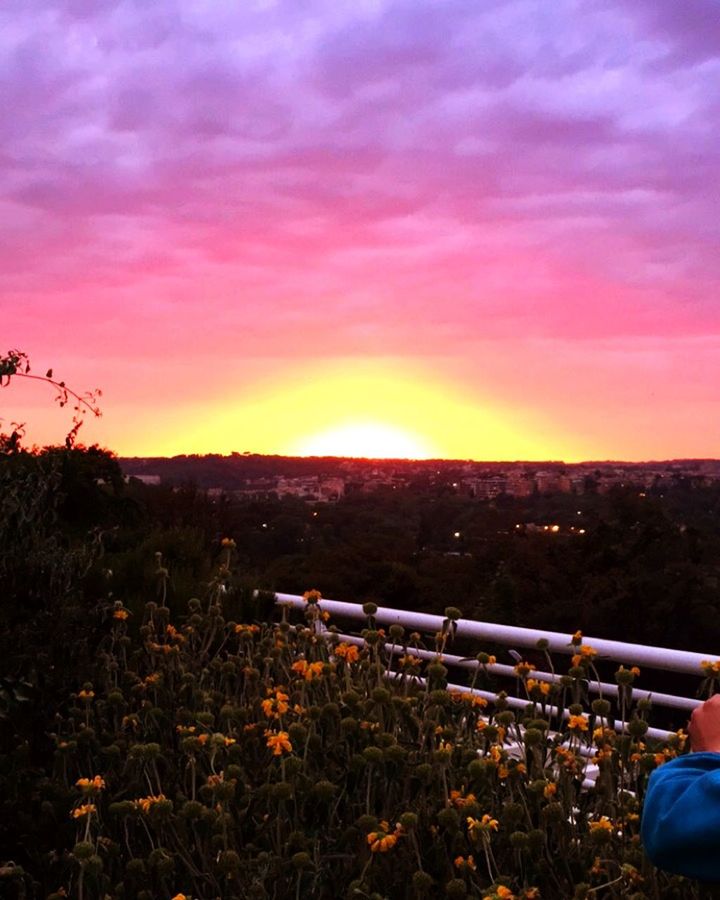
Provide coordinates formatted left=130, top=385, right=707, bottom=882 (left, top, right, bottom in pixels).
left=2, top=0, right=719, bottom=368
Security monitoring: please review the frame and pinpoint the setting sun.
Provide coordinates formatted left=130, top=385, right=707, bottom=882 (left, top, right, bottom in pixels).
left=293, top=421, right=435, bottom=459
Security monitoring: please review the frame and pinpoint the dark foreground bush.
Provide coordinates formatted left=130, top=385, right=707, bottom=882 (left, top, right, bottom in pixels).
left=0, top=563, right=710, bottom=899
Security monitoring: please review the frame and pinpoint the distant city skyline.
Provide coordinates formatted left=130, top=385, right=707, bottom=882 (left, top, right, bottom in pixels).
left=3, top=1, right=719, bottom=460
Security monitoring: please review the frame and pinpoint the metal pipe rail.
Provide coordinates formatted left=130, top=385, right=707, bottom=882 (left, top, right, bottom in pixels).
left=335, top=632, right=675, bottom=741
left=272, top=592, right=716, bottom=676
left=270, top=591, right=709, bottom=727
left=357, top=640, right=699, bottom=713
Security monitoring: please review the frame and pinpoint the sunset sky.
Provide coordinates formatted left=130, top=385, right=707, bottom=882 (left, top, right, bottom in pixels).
left=3, top=0, right=719, bottom=460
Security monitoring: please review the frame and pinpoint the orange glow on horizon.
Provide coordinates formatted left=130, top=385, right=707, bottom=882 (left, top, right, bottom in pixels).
left=115, top=360, right=586, bottom=461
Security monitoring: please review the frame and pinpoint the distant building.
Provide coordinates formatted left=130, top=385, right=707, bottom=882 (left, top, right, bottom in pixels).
left=506, top=473, right=534, bottom=497
left=468, top=476, right=507, bottom=499
left=274, top=476, right=346, bottom=502
left=534, top=471, right=562, bottom=494
left=318, top=478, right=345, bottom=502
left=128, top=474, right=161, bottom=485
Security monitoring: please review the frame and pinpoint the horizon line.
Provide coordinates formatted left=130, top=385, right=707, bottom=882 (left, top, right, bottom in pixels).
left=116, top=451, right=720, bottom=466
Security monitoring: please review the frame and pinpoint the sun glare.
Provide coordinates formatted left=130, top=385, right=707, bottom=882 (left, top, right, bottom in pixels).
left=293, top=421, right=434, bottom=459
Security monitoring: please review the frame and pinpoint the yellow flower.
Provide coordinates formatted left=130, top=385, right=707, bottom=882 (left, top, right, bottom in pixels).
left=616, top=664, right=640, bottom=681
left=589, top=816, right=614, bottom=834
left=334, top=642, right=360, bottom=663
left=399, top=654, right=422, bottom=669
left=654, top=747, right=677, bottom=766
left=221, top=537, right=236, bottom=548
left=265, top=730, right=293, bottom=756
left=454, top=854, right=477, bottom=870
left=526, top=678, right=551, bottom=697
left=300, top=661, right=324, bottom=681
left=571, top=630, right=583, bottom=644
left=303, top=589, right=322, bottom=605
left=450, top=790, right=477, bottom=808
left=171, top=894, right=187, bottom=900
left=568, top=714, right=589, bottom=732
left=261, top=690, right=290, bottom=718
left=112, top=609, right=129, bottom=620
left=482, top=886, right=516, bottom=900
left=76, top=775, right=106, bottom=793
left=467, top=814, right=498, bottom=838
left=451, top=691, right=488, bottom=708
left=224, top=736, right=236, bottom=746
left=71, top=803, right=96, bottom=819
left=489, top=745, right=504, bottom=763
left=573, top=645, right=597, bottom=665
left=543, top=782, right=557, bottom=799
left=513, top=661, right=534, bottom=677
left=235, top=623, right=260, bottom=636
left=554, top=746, right=580, bottom=772
left=134, top=794, right=167, bottom=814
left=77, top=689, right=95, bottom=701
left=367, top=821, right=401, bottom=853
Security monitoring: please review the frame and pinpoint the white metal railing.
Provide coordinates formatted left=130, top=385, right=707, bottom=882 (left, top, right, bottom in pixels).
left=269, top=591, right=709, bottom=740
left=272, top=592, right=712, bottom=675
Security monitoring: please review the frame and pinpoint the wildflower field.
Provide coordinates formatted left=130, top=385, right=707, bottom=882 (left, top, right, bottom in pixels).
left=0, top=549, right=714, bottom=900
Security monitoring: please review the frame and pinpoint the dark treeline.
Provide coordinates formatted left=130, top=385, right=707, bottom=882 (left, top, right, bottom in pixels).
left=123, top=463, right=720, bottom=654
left=5, top=445, right=720, bottom=659
left=120, top=453, right=533, bottom=486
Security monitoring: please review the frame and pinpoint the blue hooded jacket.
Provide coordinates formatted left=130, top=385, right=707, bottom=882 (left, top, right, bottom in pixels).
left=642, top=752, right=720, bottom=882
